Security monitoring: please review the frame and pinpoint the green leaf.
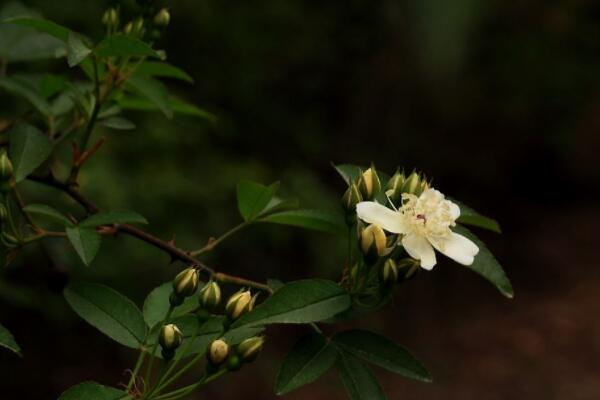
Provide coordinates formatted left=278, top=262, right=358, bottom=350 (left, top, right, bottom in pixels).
left=66, top=227, right=102, bottom=266
left=232, top=279, right=351, bottom=328
left=275, top=333, right=338, bottom=395
left=99, top=116, right=135, bottom=130
left=23, top=204, right=72, bottom=226
left=0, top=323, right=21, bottom=356
left=222, top=325, right=265, bottom=346
left=332, top=330, right=431, bottom=382
left=454, top=226, right=513, bottom=298
left=80, top=210, right=148, bottom=228
left=9, top=123, right=53, bottom=181
left=333, top=163, right=363, bottom=185
left=126, top=76, right=172, bottom=118
left=337, top=353, right=386, bottom=400
left=0, top=76, right=52, bottom=116
left=135, top=61, right=194, bottom=83
left=453, top=200, right=501, bottom=233
left=66, top=32, right=91, bottom=67
left=117, top=96, right=216, bottom=122
left=5, top=17, right=70, bottom=41
left=237, top=180, right=280, bottom=222
left=64, top=283, right=147, bottom=349
left=58, top=381, right=125, bottom=400
left=143, top=283, right=199, bottom=329
left=259, top=197, right=300, bottom=217
left=95, top=34, right=160, bottom=59
left=259, top=209, right=347, bottom=235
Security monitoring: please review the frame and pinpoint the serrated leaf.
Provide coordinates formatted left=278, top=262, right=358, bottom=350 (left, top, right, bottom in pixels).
left=80, top=210, right=148, bottom=228
left=275, top=333, right=337, bottom=395
left=58, top=381, right=125, bottom=400
left=337, top=353, right=386, bottom=400
left=0, top=323, right=21, bottom=356
left=66, top=32, right=91, bottom=67
left=134, top=61, right=193, bottom=83
left=232, top=280, right=351, bottom=328
left=5, top=17, right=70, bottom=41
left=143, top=283, right=199, bottom=329
left=454, top=226, right=513, bottom=298
left=259, top=209, right=347, bottom=235
left=66, top=227, right=101, bottom=265
left=126, top=76, right=172, bottom=119
left=64, top=283, right=147, bottom=349
left=237, top=180, right=280, bottom=222
left=23, top=204, right=72, bottom=226
left=0, top=76, right=52, bottom=116
left=95, top=35, right=160, bottom=59
left=99, top=116, right=135, bottom=130
left=332, top=330, right=431, bottom=382
left=9, top=123, right=53, bottom=181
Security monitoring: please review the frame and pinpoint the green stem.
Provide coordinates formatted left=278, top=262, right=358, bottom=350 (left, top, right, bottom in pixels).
left=143, top=306, right=174, bottom=393
left=152, top=369, right=228, bottom=400
left=190, top=222, right=248, bottom=256
left=126, top=348, right=147, bottom=391
left=152, top=341, right=207, bottom=394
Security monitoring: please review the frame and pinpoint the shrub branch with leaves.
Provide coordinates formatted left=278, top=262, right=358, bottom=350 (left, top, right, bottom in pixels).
left=0, top=2, right=513, bottom=399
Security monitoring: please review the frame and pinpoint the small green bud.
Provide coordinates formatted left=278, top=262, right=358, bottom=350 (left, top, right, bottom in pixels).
left=154, top=8, right=170, bottom=26
left=358, top=165, right=381, bottom=200
left=159, top=324, right=183, bottom=352
left=385, top=169, right=405, bottom=204
left=208, top=339, right=229, bottom=365
left=341, top=182, right=362, bottom=214
left=396, top=258, right=421, bottom=281
left=225, top=289, right=254, bottom=321
left=0, top=152, right=13, bottom=182
left=236, top=336, right=265, bottom=363
left=227, top=354, right=242, bottom=371
left=123, top=21, right=134, bottom=35
left=102, top=8, right=119, bottom=27
left=380, top=259, right=399, bottom=285
left=1, top=231, right=19, bottom=248
left=402, top=171, right=428, bottom=196
left=133, top=17, right=145, bottom=35
left=198, top=281, right=221, bottom=311
left=173, top=267, right=199, bottom=297
left=359, top=224, right=387, bottom=264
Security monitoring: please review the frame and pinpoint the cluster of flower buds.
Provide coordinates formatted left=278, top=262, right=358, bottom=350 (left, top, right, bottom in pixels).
left=170, top=267, right=199, bottom=306
left=101, top=7, right=119, bottom=28
left=124, top=17, right=145, bottom=36
left=385, top=170, right=429, bottom=205
left=159, top=323, right=183, bottom=360
left=225, top=289, right=257, bottom=321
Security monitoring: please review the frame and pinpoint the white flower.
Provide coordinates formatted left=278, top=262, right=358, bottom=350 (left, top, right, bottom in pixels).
left=356, top=188, right=479, bottom=270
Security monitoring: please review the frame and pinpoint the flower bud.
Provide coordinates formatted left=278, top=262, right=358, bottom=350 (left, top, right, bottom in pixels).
left=396, top=258, right=421, bottom=281
left=208, top=339, right=229, bottom=365
left=227, top=353, right=242, bottom=371
left=133, top=17, right=145, bottom=34
left=102, top=8, right=119, bottom=27
left=385, top=169, right=405, bottom=204
left=358, top=165, right=381, bottom=200
left=402, top=171, right=428, bottom=196
left=236, top=336, right=265, bottom=363
left=225, top=289, right=253, bottom=321
left=173, top=267, right=199, bottom=297
left=1, top=231, right=19, bottom=248
left=198, top=281, right=221, bottom=311
left=159, top=324, right=183, bottom=351
left=341, top=182, right=362, bottom=214
left=380, top=259, right=399, bottom=286
left=154, top=8, right=170, bottom=26
left=0, top=204, right=7, bottom=222
left=359, top=224, right=386, bottom=263
left=0, top=152, right=13, bottom=182
left=123, top=21, right=134, bottom=35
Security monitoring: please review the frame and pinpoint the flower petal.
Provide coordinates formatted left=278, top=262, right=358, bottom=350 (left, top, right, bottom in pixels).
left=402, top=234, right=436, bottom=270
left=356, top=202, right=405, bottom=234
left=447, top=200, right=460, bottom=220
left=429, top=232, right=479, bottom=266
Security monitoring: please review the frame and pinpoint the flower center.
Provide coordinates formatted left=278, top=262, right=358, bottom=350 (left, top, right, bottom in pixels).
left=400, top=191, right=456, bottom=240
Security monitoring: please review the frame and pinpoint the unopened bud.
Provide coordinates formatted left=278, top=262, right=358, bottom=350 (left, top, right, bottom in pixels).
left=402, top=171, right=428, bottom=196
left=358, top=165, right=381, bottom=200
left=0, top=152, right=13, bottom=182
left=159, top=324, right=183, bottom=352
left=237, top=336, right=265, bottom=363
left=359, top=224, right=386, bottom=263
left=102, top=8, right=119, bottom=27
left=208, top=339, right=229, bottom=365
left=133, top=17, right=145, bottom=35
left=123, top=21, right=134, bottom=35
left=341, top=182, right=362, bottom=214
left=225, top=289, right=253, bottom=321
left=198, top=281, right=221, bottom=311
left=0, top=204, right=7, bottom=222
left=1, top=231, right=19, bottom=248
left=396, top=258, right=421, bottom=281
left=385, top=169, right=405, bottom=204
left=380, top=259, right=399, bottom=285
left=154, top=8, right=170, bottom=26
left=173, top=267, right=199, bottom=297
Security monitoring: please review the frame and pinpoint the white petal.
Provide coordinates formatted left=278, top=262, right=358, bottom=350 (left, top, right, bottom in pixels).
left=356, top=202, right=405, bottom=234
left=448, top=200, right=460, bottom=220
left=402, top=234, right=436, bottom=270
left=429, top=232, right=479, bottom=266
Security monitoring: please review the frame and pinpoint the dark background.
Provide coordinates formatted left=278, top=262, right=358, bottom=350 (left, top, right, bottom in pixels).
left=1, top=0, right=599, bottom=399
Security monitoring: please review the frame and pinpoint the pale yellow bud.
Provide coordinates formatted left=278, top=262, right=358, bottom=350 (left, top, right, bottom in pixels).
left=208, top=339, right=229, bottom=365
